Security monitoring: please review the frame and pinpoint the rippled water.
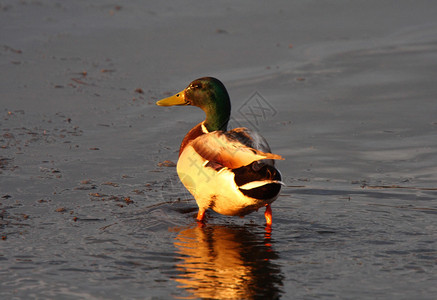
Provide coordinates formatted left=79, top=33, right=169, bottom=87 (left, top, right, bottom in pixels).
left=1, top=1, right=437, bottom=299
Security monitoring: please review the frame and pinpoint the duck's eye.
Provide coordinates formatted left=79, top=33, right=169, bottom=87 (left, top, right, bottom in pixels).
left=191, top=84, right=202, bottom=89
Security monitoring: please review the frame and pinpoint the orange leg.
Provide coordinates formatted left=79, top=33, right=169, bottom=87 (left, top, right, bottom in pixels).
left=196, top=208, right=206, bottom=223
left=264, top=204, right=273, bottom=227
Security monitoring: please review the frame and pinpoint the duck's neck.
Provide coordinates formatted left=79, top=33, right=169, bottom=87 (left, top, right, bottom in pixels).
left=179, top=105, right=230, bottom=157
left=179, top=88, right=231, bottom=156
left=202, top=96, right=231, bottom=132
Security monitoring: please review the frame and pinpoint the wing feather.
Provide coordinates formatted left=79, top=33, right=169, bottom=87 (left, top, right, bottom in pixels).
left=190, top=128, right=283, bottom=169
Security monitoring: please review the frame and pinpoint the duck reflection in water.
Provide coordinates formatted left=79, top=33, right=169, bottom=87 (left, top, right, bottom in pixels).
left=173, top=224, right=283, bottom=299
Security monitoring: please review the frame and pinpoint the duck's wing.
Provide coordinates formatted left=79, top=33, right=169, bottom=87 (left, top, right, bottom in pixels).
left=225, top=127, right=277, bottom=167
left=225, top=127, right=272, bottom=153
left=190, top=128, right=283, bottom=169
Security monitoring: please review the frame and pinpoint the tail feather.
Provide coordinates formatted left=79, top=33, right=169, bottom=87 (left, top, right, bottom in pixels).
left=233, top=162, right=282, bottom=200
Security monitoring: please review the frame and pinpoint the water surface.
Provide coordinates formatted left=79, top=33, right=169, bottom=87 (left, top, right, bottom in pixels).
left=1, top=1, right=437, bottom=299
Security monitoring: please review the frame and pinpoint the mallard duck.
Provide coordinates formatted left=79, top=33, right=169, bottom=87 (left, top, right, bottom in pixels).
left=156, top=77, right=283, bottom=226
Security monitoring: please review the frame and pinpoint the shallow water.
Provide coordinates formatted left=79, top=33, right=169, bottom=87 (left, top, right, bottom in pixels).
left=1, top=1, right=437, bottom=299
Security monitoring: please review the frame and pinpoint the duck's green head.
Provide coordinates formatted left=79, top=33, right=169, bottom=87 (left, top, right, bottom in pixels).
left=156, top=77, right=231, bottom=132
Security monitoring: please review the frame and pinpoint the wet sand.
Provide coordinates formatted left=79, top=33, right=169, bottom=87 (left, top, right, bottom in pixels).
left=1, top=1, right=437, bottom=299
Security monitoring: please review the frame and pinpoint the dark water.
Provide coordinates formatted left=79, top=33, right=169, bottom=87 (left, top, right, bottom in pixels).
left=1, top=1, right=437, bottom=299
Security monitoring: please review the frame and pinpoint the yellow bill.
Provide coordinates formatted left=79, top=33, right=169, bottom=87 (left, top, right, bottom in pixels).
left=156, top=90, right=188, bottom=106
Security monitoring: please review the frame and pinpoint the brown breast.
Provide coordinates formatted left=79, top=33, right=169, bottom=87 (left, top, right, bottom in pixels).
left=179, top=122, right=206, bottom=157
